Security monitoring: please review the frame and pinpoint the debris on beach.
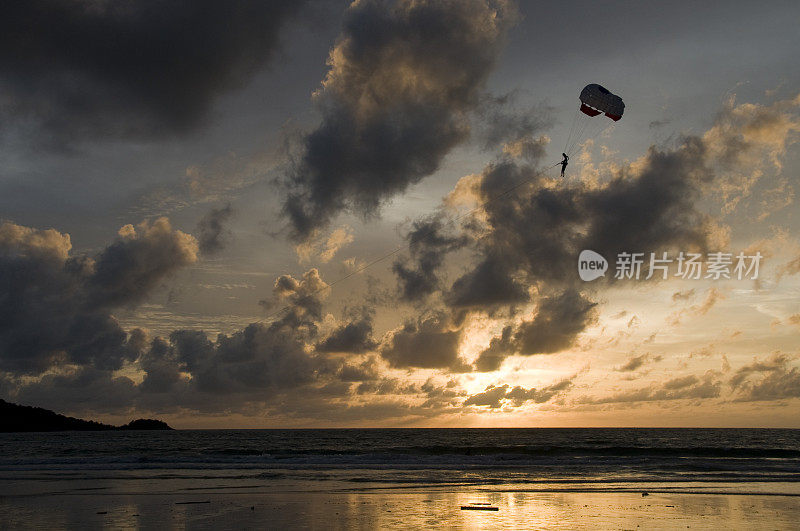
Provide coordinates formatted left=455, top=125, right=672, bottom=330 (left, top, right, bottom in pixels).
left=461, top=503, right=499, bottom=511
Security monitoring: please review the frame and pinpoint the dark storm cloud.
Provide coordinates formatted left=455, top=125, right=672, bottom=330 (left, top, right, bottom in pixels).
left=380, top=313, right=470, bottom=372
left=282, top=0, right=517, bottom=240
left=337, top=356, right=382, bottom=382
left=473, top=290, right=597, bottom=371
left=473, top=325, right=514, bottom=372
left=0, top=0, right=305, bottom=145
left=0, top=219, right=196, bottom=375
left=449, top=135, right=711, bottom=305
left=132, top=271, right=388, bottom=411
left=463, top=378, right=572, bottom=409
left=316, top=316, right=378, bottom=354
left=168, top=322, right=319, bottom=397
left=419, top=378, right=464, bottom=408
left=196, top=204, right=234, bottom=256
left=268, top=268, right=329, bottom=329
left=69, top=270, right=334, bottom=412
left=0, top=222, right=129, bottom=374
left=729, top=352, right=792, bottom=388
left=138, top=336, right=183, bottom=394
left=730, top=353, right=800, bottom=401
left=14, top=314, right=324, bottom=415
left=514, top=289, right=597, bottom=355
left=444, top=253, right=530, bottom=311
left=579, top=139, right=712, bottom=255
left=89, top=218, right=199, bottom=308
left=392, top=215, right=470, bottom=302
left=462, top=384, right=508, bottom=408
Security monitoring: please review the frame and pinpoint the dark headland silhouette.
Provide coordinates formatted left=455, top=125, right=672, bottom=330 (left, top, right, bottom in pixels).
left=0, top=399, right=172, bottom=432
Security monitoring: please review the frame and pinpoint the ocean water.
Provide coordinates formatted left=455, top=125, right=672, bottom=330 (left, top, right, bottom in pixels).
left=1, top=428, right=799, bottom=495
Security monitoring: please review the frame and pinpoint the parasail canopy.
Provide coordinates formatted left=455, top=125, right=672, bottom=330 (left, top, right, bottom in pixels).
left=579, top=83, right=624, bottom=121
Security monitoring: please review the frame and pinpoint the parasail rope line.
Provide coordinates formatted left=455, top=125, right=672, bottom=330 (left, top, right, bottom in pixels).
left=566, top=125, right=584, bottom=156
left=263, top=160, right=563, bottom=324
left=568, top=115, right=593, bottom=154
left=566, top=118, right=590, bottom=155
left=567, top=121, right=612, bottom=158
left=563, top=107, right=580, bottom=154
left=568, top=109, right=584, bottom=153
left=568, top=115, right=607, bottom=156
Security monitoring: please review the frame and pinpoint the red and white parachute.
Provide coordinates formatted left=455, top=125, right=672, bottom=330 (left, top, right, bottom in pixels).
left=579, top=83, right=625, bottom=121
left=563, top=83, right=625, bottom=156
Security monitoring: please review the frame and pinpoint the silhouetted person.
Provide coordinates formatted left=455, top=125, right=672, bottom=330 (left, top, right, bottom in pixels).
left=560, top=153, right=569, bottom=177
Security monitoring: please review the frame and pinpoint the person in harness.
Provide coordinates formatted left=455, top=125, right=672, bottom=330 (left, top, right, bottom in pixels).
left=560, top=153, right=569, bottom=177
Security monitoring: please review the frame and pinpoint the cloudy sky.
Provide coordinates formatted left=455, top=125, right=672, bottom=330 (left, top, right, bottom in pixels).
left=1, top=0, right=799, bottom=428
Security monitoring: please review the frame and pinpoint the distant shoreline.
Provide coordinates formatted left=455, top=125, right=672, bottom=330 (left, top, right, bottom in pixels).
left=0, top=399, right=172, bottom=432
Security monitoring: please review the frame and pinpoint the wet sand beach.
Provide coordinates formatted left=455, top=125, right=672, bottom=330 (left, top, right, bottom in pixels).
left=3, top=487, right=799, bottom=530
